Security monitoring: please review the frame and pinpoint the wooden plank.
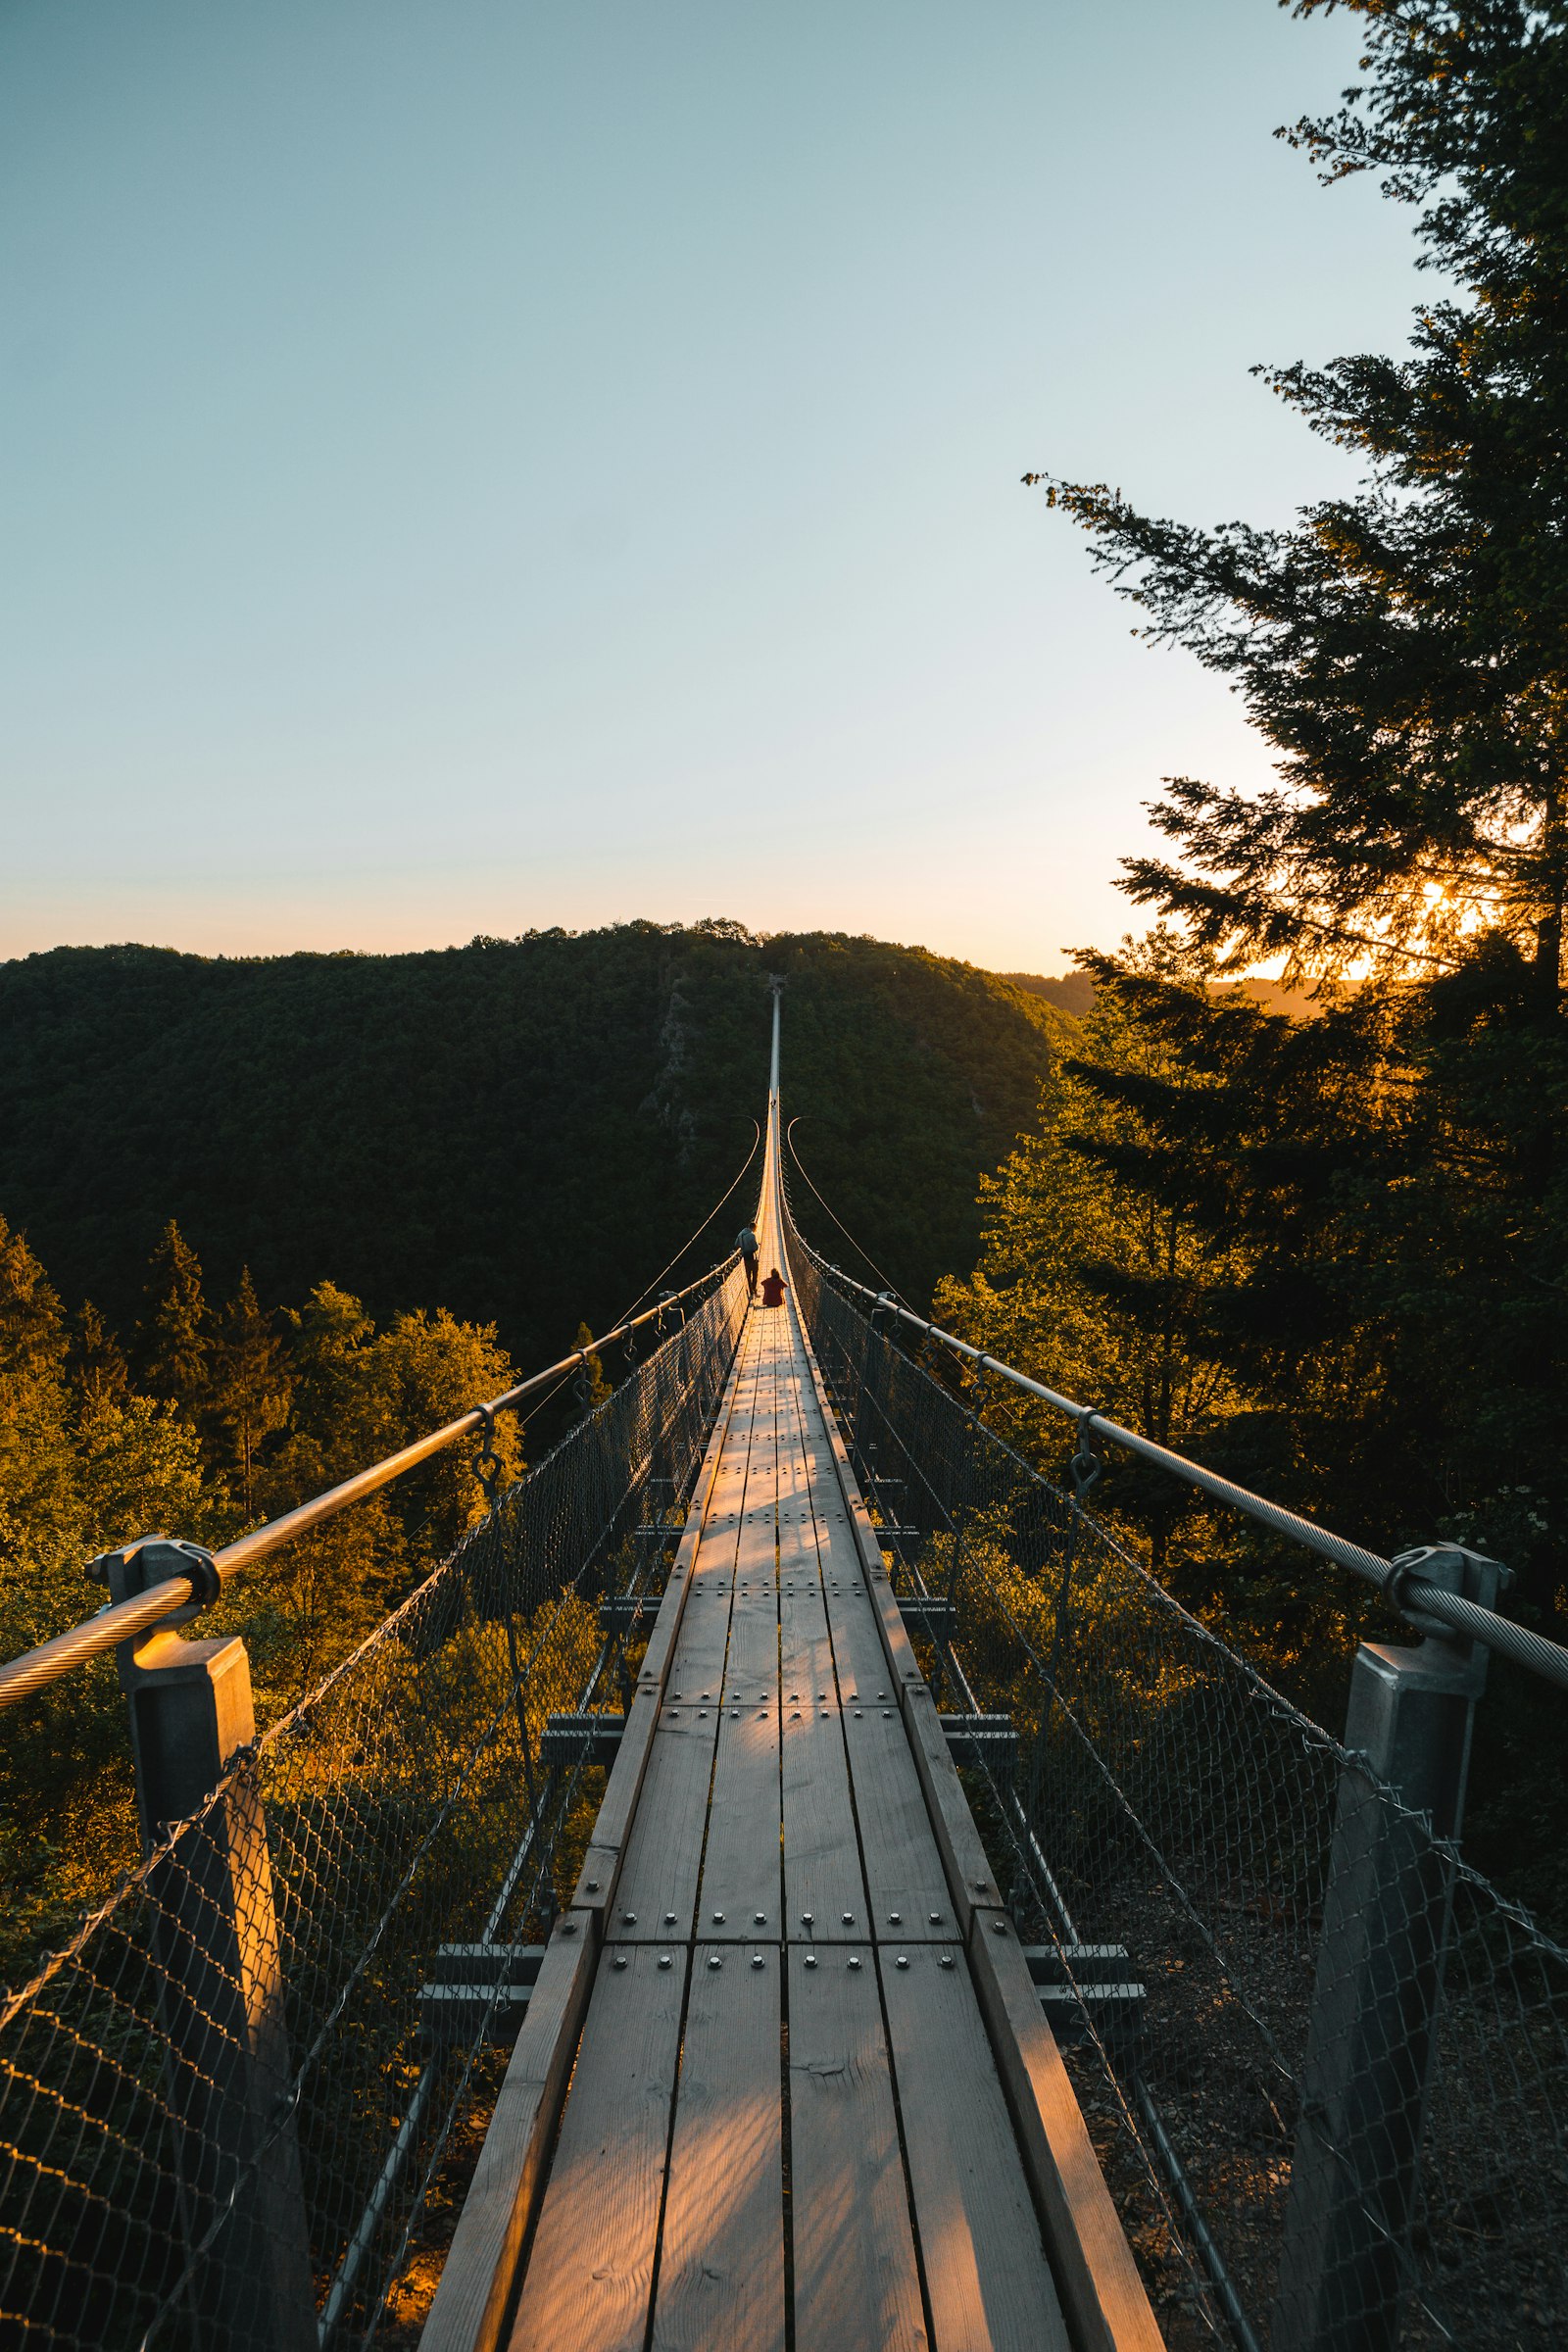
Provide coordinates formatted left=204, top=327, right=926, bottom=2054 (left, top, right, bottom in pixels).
left=573, top=1328, right=755, bottom=1926
left=967, top=1920, right=1166, bottom=2352
left=900, top=1683, right=1005, bottom=1934
left=419, top=1922, right=596, bottom=2352
left=789, top=1313, right=926, bottom=1693
left=780, top=1709, right=869, bottom=1942
left=606, top=1713, right=719, bottom=1941
left=880, top=1945, right=1071, bottom=2352
left=777, top=1575, right=834, bottom=1690
left=840, top=1707, right=957, bottom=1940
left=696, top=1699, right=781, bottom=1936
left=817, top=1544, right=906, bottom=1693
left=698, top=1371, right=782, bottom=1932
left=507, top=1945, right=687, bottom=2352
left=787, top=1945, right=925, bottom=2349
left=652, top=1942, right=785, bottom=2352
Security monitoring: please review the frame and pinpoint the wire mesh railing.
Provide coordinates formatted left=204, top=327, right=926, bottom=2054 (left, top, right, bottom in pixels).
left=0, top=1262, right=748, bottom=2352
left=787, top=1236, right=1568, bottom=2352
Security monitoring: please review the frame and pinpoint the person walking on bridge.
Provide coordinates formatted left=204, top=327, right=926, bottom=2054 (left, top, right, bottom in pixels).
left=737, top=1224, right=760, bottom=1298
left=760, top=1266, right=787, bottom=1309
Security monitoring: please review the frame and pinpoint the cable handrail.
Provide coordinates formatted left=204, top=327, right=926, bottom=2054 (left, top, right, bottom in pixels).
left=787, top=1227, right=1568, bottom=1699
left=0, top=1255, right=738, bottom=1713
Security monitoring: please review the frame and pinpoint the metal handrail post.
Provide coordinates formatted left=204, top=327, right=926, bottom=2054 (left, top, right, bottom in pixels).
left=1273, top=1545, right=1504, bottom=2352
left=105, top=1540, right=318, bottom=2352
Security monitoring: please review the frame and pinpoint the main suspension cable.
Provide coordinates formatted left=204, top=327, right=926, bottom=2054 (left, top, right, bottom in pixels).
left=784, top=1118, right=910, bottom=1307
left=612, top=1120, right=760, bottom=1328
left=517, top=1120, right=761, bottom=1436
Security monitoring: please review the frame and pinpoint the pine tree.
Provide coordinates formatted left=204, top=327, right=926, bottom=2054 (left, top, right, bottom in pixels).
left=72, top=1302, right=128, bottom=1407
left=213, top=1269, right=292, bottom=1515
left=1031, top=0, right=1568, bottom=1005
left=139, top=1221, right=212, bottom=1425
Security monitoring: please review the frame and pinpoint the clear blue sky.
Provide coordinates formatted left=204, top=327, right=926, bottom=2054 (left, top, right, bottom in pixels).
left=1, top=0, right=1427, bottom=973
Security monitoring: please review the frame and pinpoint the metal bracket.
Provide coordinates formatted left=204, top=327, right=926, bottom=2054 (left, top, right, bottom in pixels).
left=471, top=1403, right=503, bottom=1507
left=90, top=1535, right=221, bottom=1631
left=1380, top=1544, right=1506, bottom=1680
left=1070, top=1409, right=1103, bottom=1499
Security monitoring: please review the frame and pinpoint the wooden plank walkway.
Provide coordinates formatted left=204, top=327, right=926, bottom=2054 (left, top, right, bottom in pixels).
left=422, top=1120, right=1164, bottom=2352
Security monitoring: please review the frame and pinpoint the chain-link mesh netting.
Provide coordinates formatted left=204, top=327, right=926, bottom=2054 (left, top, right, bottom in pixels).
left=787, top=1231, right=1568, bottom=2352
left=0, top=1265, right=747, bottom=2352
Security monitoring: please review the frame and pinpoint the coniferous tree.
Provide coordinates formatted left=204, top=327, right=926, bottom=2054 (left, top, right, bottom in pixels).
left=213, top=1268, right=292, bottom=1514
left=139, top=1221, right=213, bottom=1426
left=72, top=1301, right=129, bottom=1407
left=1031, top=0, right=1568, bottom=1004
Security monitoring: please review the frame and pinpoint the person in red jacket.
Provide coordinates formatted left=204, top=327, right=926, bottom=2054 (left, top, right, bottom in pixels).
left=760, top=1267, right=787, bottom=1308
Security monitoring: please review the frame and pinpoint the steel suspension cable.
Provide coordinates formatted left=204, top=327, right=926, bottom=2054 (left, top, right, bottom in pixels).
left=787, top=1202, right=1568, bottom=1698
left=0, top=1250, right=738, bottom=1712
left=510, top=1121, right=762, bottom=1440
left=783, top=1118, right=910, bottom=1306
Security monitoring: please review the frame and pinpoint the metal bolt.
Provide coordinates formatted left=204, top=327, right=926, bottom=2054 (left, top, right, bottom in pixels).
left=791, top=1710, right=801, bottom=1720
left=585, top=1878, right=600, bottom=1892
left=805, top=1954, right=817, bottom=1969
left=991, top=1919, right=1006, bottom=1935
left=664, top=1911, right=676, bottom=1925
left=882, top=1709, right=891, bottom=1718
left=612, top=1954, right=627, bottom=1970
left=801, top=1912, right=814, bottom=1926
left=841, top=1912, right=854, bottom=1925
left=708, top=1954, right=722, bottom=1970
left=895, top=1955, right=908, bottom=1969
left=928, top=1912, right=942, bottom=1925
left=562, top=1921, right=577, bottom=1935
left=712, top=1911, right=725, bottom=1924
left=658, top=1954, right=672, bottom=1970
left=730, top=1709, right=738, bottom=1719
left=754, top=1912, right=766, bottom=1925
left=751, top=1954, right=764, bottom=1970
left=848, top=1956, right=862, bottom=1970
left=621, top=1911, right=637, bottom=1925
left=854, top=1709, right=862, bottom=1718
left=939, top=1954, right=955, bottom=1970
left=669, top=1709, right=679, bottom=1718
left=888, top=1912, right=902, bottom=1924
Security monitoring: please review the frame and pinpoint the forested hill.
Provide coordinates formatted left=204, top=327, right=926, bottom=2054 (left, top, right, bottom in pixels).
left=0, top=923, right=1073, bottom=1370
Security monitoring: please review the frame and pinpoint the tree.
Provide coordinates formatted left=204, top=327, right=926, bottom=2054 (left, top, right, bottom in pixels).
left=212, top=1269, right=292, bottom=1514
left=1030, top=1, right=1568, bottom=1005
left=139, top=1221, right=213, bottom=1425
left=72, top=1301, right=128, bottom=1407
left=936, top=946, right=1244, bottom=1451
left=0, top=1215, right=80, bottom=1658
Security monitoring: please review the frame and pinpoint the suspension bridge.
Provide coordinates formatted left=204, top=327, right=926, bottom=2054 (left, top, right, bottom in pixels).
left=1, top=994, right=1564, bottom=2352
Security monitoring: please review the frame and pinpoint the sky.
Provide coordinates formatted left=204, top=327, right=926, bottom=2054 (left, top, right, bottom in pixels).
left=1, top=0, right=1431, bottom=975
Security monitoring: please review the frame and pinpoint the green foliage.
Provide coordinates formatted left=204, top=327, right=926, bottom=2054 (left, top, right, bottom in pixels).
left=0, top=927, right=1070, bottom=1373
left=1031, top=0, right=1568, bottom=998
left=987, top=4, right=1568, bottom=1913
left=937, top=937, right=1247, bottom=1458
left=0, top=1220, right=526, bottom=1983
